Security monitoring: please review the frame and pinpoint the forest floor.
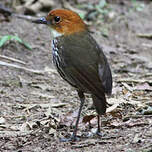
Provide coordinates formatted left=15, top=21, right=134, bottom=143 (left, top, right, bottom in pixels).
left=0, top=0, right=152, bottom=151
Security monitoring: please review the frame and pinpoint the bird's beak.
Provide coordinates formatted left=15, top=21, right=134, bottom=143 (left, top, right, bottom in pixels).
left=32, top=17, right=47, bottom=24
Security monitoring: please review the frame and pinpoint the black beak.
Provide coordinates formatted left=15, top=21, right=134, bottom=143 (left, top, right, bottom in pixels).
left=32, top=17, right=47, bottom=24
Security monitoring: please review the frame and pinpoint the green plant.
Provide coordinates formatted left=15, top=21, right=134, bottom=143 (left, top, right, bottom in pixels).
left=76, top=0, right=111, bottom=21
left=131, top=0, right=145, bottom=12
left=0, top=35, right=32, bottom=50
left=95, top=0, right=110, bottom=15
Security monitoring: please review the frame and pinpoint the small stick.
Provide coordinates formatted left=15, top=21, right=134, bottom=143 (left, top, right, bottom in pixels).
left=12, top=14, right=38, bottom=22
left=0, top=61, right=44, bottom=74
left=137, top=33, right=152, bottom=39
left=0, top=55, right=26, bottom=65
left=0, top=4, right=39, bottom=23
left=117, top=78, right=152, bottom=84
left=0, top=61, right=57, bottom=74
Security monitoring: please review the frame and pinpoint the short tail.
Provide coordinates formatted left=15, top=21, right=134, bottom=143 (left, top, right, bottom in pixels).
left=91, top=94, right=106, bottom=115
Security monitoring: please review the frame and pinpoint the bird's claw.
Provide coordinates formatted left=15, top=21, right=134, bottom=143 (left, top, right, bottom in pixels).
left=96, top=130, right=103, bottom=137
left=96, top=132, right=103, bottom=137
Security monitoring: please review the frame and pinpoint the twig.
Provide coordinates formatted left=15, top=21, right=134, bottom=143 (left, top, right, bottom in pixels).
left=121, top=82, right=133, bottom=92
left=0, top=4, right=39, bottom=23
left=12, top=14, right=38, bottom=22
left=71, top=137, right=115, bottom=148
left=0, top=55, right=26, bottom=65
left=137, top=33, right=152, bottom=39
left=0, top=61, right=56, bottom=74
left=123, top=115, right=152, bottom=120
left=71, top=143, right=95, bottom=148
left=144, top=73, right=152, bottom=77
left=117, top=78, right=152, bottom=84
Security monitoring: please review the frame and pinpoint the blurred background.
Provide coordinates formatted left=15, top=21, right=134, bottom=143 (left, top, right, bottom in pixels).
left=0, top=0, right=152, bottom=151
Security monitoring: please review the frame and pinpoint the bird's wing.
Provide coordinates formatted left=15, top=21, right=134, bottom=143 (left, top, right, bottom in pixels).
left=58, top=31, right=112, bottom=95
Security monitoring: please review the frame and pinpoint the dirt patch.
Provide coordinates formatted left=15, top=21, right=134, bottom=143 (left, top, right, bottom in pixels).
left=0, top=0, right=152, bottom=151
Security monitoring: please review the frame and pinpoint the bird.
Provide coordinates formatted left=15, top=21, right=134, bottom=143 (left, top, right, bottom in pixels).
left=32, top=9, right=112, bottom=142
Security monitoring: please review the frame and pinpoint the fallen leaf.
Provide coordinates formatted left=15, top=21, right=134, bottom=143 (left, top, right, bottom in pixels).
left=106, top=103, right=119, bottom=113
left=49, top=128, right=56, bottom=135
left=82, top=115, right=96, bottom=124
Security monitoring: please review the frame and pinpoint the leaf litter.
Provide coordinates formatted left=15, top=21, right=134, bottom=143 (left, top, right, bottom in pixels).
left=0, top=0, right=152, bottom=151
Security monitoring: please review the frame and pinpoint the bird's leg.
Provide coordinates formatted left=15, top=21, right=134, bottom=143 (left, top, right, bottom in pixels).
left=96, top=115, right=103, bottom=136
left=60, top=91, right=85, bottom=142
left=72, top=91, right=85, bottom=140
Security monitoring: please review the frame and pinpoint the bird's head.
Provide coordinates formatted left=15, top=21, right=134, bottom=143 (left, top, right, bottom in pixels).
left=33, top=9, right=87, bottom=37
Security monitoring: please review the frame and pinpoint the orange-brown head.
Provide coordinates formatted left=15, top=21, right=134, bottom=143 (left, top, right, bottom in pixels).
left=33, top=9, right=87, bottom=37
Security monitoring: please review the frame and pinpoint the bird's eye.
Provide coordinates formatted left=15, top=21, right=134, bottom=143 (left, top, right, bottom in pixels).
left=54, top=16, right=61, bottom=23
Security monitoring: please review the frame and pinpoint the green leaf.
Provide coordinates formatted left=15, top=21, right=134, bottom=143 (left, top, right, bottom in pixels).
left=0, top=35, right=12, bottom=47
left=0, top=35, right=32, bottom=50
left=99, top=0, right=107, bottom=8
left=11, top=36, right=32, bottom=50
left=79, top=12, right=86, bottom=19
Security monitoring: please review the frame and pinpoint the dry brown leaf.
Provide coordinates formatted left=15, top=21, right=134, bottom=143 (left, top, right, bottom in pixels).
left=106, top=104, right=122, bottom=118
left=122, top=88, right=128, bottom=95
left=82, top=115, right=96, bottom=124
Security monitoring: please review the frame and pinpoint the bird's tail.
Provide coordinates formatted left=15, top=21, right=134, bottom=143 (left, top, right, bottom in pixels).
left=91, top=94, right=106, bottom=115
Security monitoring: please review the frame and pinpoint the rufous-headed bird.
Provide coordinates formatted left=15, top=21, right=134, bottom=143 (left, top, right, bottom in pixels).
left=33, top=9, right=112, bottom=142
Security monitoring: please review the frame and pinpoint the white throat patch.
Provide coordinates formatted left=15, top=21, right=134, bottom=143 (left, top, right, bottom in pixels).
left=50, top=29, right=63, bottom=38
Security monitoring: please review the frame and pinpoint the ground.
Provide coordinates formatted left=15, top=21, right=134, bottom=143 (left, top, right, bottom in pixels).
left=0, top=0, right=152, bottom=152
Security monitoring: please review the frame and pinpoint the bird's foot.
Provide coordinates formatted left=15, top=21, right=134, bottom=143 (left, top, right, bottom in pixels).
left=96, top=131, right=103, bottom=137
left=59, top=134, right=80, bottom=142
left=90, top=128, right=103, bottom=137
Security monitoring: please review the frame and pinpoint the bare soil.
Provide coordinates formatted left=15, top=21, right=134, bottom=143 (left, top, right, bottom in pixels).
left=0, top=1, right=152, bottom=152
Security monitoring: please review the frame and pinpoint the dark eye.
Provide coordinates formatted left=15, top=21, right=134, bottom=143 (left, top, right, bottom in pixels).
left=54, top=16, right=60, bottom=23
